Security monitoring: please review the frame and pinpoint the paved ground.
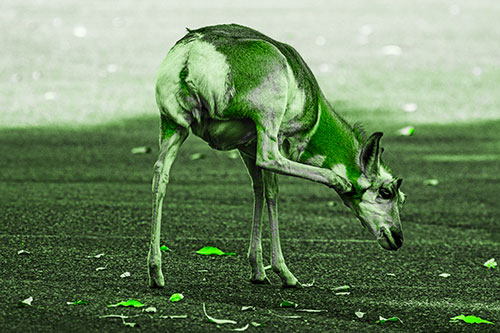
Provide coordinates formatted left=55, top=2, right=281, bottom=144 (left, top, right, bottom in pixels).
left=0, top=117, right=498, bottom=331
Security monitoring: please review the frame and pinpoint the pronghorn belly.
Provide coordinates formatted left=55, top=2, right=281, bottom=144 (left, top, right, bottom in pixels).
left=191, top=118, right=257, bottom=151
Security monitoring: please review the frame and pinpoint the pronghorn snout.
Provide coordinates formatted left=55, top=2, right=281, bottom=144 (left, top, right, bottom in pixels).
left=378, top=226, right=404, bottom=251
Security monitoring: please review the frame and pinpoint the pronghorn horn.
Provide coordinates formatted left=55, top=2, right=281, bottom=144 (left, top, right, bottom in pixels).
left=360, top=132, right=383, bottom=175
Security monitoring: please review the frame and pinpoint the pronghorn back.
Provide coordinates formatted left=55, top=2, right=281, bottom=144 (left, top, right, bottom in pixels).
left=155, top=24, right=323, bottom=146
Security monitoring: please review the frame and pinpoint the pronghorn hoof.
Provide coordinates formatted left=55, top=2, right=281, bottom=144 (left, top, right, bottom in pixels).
left=148, top=274, right=165, bottom=288
left=282, top=277, right=302, bottom=288
left=250, top=276, right=270, bottom=285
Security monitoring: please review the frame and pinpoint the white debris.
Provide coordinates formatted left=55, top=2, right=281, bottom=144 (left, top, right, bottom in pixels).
left=44, top=91, right=56, bottom=100
left=73, top=25, right=87, bottom=38
left=402, top=103, right=418, bottom=112
left=397, top=126, right=415, bottom=136
left=439, top=273, right=450, bottom=278
left=106, top=64, right=118, bottom=73
left=472, top=66, right=482, bottom=77
left=32, top=71, right=42, bottom=80
left=315, top=35, right=326, bottom=46
left=423, top=179, right=439, bottom=186
left=449, top=5, right=460, bottom=16
left=120, top=271, right=131, bottom=278
left=382, top=45, right=402, bottom=56
left=359, top=25, right=373, bottom=36
left=355, top=310, right=366, bottom=318
left=21, top=296, right=33, bottom=306
left=319, top=63, right=330, bottom=73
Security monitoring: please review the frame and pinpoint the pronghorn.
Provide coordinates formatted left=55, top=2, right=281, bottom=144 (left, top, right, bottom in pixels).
left=149, top=24, right=405, bottom=288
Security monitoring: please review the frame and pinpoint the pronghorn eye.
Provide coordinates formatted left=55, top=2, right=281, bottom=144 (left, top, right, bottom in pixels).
left=379, top=188, right=393, bottom=200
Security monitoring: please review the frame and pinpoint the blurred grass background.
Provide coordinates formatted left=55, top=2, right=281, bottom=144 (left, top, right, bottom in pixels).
left=1, top=0, right=499, bottom=128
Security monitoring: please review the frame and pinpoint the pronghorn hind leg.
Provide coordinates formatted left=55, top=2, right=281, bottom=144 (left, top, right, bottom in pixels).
left=148, top=117, right=188, bottom=288
left=263, top=171, right=301, bottom=288
left=239, top=151, right=269, bottom=284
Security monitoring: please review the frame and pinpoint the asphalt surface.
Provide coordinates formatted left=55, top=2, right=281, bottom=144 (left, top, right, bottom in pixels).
left=0, top=117, right=499, bottom=332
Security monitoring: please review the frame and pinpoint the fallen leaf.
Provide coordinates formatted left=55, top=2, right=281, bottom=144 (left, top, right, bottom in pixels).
left=169, top=293, right=184, bottom=302
left=280, top=300, right=298, bottom=308
left=355, top=311, right=366, bottom=318
left=423, top=179, right=439, bottom=186
left=241, top=306, right=256, bottom=311
left=483, top=258, right=497, bottom=269
left=20, top=296, right=33, bottom=306
left=333, top=285, right=350, bottom=291
left=439, top=273, right=451, bottom=278
left=335, top=292, right=351, bottom=296
left=99, top=314, right=138, bottom=327
left=302, top=278, right=315, bottom=287
left=143, top=306, right=157, bottom=313
left=190, top=153, right=204, bottom=160
left=450, top=314, right=494, bottom=325
left=160, top=245, right=171, bottom=252
left=95, top=266, right=106, bottom=271
left=376, top=316, right=403, bottom=324
left=86, top=253, right=104, bottom=258
left=386, top=273, right=396, bottom=277
left=196, top=246, right=235, bottom=256
left=296, top=309, right=327, bottom=313
left=159, top=314, right=188, bottom=319
left=131, top=146, right=151, bottom=154
left=398, top=126, right=415, bottom=136
left=228, top=323, right=250, bottom=331
left=108, top=300, right=144, bottom=308
left=202, top=303, right=237, bottom=324
left=17, top=250, right=31, bottom=255
left=250, top=321, right=261, bottom=327
left=120, top=271, right=131, bottom=278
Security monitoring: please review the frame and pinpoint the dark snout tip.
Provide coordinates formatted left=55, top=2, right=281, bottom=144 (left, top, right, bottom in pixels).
left=391, top=229, right=404, bottom=249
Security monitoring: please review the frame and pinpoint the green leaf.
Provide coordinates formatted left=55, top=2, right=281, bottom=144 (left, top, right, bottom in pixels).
left=280, top=300, right=298, bottom=308
left=196, top=246, right=235, bottom=256
left=169, top=293, right=184, bottom=302
left=483, top=258, right=497, bottom=269
left=450, top=314, right=494, bottom=325
left=202, top=303, right=237, bottom=324
left=376, top=316, right=403, bottom=324
left=108, top=300, right=144, bottom=308
left=67, top=300, right=87, bottom=305
left=160, top=245, right=171, bottom=252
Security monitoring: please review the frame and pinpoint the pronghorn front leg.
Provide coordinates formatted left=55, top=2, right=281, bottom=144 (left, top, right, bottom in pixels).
left=263, top=171, right=301, bottom=287
left=148, top=122, right=188, bottom=288
left=240, top=152, right=268, bottom=284
left=255, top=126, right=351, bottom=192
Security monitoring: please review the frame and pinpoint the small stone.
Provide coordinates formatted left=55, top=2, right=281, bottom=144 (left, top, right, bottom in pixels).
left=355, top=311, right=366, bottom=318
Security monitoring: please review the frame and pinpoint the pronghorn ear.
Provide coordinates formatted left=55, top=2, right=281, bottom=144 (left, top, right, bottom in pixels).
left=360, top=132, right=383, bottom=175
left=396, top=178, right=403, bottom=189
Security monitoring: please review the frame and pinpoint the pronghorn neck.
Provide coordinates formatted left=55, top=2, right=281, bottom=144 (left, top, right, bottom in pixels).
left=299, top=97, right=363, bottom=186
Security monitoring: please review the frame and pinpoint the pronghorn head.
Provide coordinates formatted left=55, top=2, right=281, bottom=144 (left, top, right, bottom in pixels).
left=341, top=132, right=406, bottom=251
